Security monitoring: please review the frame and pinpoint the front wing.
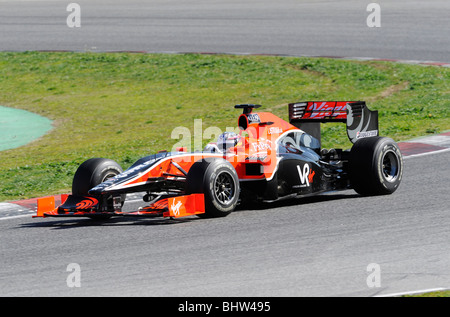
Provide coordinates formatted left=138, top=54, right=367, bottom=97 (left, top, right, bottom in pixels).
left=33, top=193, right=205, bottom=219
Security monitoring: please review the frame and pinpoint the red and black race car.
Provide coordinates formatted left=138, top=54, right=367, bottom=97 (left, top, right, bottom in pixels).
left=34, top=101, right=403, bottom=220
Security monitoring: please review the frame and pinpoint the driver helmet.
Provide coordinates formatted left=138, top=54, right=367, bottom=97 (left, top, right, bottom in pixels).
left=217, top=131, right=240, bottom=152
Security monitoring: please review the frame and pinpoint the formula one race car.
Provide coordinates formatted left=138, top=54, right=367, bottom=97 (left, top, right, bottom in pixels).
left=34, top=101, right=403, bottom=220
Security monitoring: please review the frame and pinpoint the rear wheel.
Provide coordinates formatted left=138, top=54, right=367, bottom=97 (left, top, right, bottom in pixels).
left=349, top=137, right=403, bottom=196
left=186, top=159, right=240, bottom=218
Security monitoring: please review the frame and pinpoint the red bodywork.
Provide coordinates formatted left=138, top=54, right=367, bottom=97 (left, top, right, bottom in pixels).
left=34, top=110, right=300, bottom=219
left=34, top=101, right=379, bottom=219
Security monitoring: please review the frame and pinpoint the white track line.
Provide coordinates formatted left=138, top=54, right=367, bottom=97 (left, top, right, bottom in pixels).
left=0, top=214, right=32, bottom=221
left=403, top=147, right=450, bottom=160
left=374, top=287, right=448, bottom=297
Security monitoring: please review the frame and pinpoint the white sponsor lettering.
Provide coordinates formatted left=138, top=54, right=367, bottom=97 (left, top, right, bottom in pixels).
left=252, top=141, right=271, bottom=152
left=268, top=127, right=283, bottom=134
left=356, top=130, right=378, bottom=139
left=247, top=113, right=261, bottom=123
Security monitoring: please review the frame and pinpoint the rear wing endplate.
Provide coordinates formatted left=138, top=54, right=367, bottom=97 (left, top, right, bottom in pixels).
left=289, top=101, right=379, bottom=144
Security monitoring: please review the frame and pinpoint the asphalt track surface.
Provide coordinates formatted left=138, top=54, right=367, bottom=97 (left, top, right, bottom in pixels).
left=0, top=0, right=449, bottom=297
left=0, top=0, right=449, bottom=63
left=0, top=149, right=449, bottom=297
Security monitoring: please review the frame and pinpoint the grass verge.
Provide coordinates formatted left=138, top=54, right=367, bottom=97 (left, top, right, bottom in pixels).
left=0, top=51, right=449, bottom=201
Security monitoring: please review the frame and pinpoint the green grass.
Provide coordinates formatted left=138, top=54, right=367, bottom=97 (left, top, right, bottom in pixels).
left=0, top=51, right=449, bottom=201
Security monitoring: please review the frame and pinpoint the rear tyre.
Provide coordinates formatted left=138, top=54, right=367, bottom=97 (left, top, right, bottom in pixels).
left=72, top=158, right=124, bottom=219
left=186, top=159, right=240, bottom=218
left=349, top=137, right=403, bottom=196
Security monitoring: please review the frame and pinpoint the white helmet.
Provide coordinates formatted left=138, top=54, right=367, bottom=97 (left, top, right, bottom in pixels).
left=217, top=132, right=240, bottom=152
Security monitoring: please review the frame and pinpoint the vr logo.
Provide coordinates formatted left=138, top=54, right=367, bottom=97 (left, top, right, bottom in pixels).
left=297, top=164, right=310, bottom=187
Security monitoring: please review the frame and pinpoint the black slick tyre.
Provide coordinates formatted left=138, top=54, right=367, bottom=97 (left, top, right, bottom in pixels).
left=72, top=158, right=123, bottom=219
left=72, top=158, right=123, bottom=196
left=349, top=137, right=403, bottom=196
left=186, top=159, right=240, bottom=218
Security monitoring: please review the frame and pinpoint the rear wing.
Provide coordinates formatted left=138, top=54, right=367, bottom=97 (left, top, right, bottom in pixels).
left=288, top=101, right=379, bottom=144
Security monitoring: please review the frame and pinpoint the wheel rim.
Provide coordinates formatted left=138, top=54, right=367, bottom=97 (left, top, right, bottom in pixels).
left=382, top=150, right=399, bottom=182
left=213, top=171, right=235, bottom=205
left=101, top=172, right=118, bottom=183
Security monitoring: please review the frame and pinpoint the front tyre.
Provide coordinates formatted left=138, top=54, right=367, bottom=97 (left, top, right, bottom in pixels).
left=349, top=137, right=403, bottom=196
left=72, top=158, right=124, bottom=219
left=72, top=158, right=123, bottom=196
left=186, top=159, right=240, bottom=218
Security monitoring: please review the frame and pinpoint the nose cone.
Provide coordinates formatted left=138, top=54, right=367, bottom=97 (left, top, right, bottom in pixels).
left=88, top=176, right=118, bottom=195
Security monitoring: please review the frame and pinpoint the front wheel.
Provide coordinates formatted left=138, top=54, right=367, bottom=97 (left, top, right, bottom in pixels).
left=349, top=137, right=403, bottom=196
left=72, top=158, right=124, bottom=219
left=186, top=159, right=240, bottom=218
left=72, top=158, right=123, bottom=196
